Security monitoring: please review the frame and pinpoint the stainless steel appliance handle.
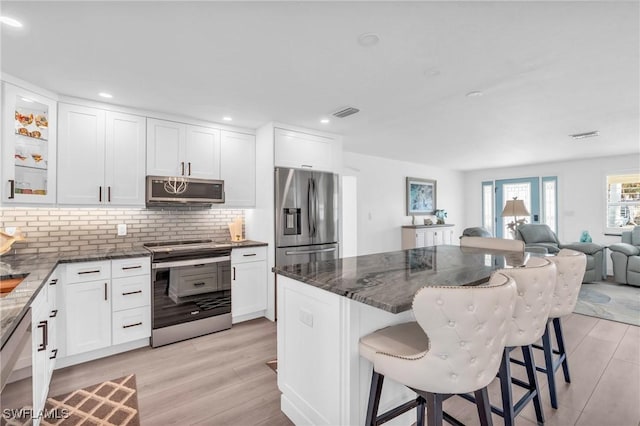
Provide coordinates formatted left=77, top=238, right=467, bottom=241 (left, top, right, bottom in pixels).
left=312, top=178, right=318, bottom=237
left=285, top=247, right=336, bottom=255
left=307, top=178, right=312, bottom=235
left=152, top=256, right=230, bottom=269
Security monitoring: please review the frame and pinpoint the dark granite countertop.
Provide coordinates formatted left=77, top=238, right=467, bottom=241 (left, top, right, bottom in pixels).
left=0, top=248, right=151, bottom=349
left=274, top=245, right=528, bottom=314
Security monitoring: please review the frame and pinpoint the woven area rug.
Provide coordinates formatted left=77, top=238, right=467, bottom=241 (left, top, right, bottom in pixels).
left=575, top=281, right=640, bottom=326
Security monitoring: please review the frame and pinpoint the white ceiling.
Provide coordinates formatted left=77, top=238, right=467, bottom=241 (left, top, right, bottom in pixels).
left=1, top=1, right=638, bottom=171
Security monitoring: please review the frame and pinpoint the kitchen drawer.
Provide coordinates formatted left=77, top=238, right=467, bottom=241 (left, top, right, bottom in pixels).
left=169, top=272, right=218, bottom=299
left=112, top=275, right=150, bottom=311
left=232, top=247, right=266, bottom=264
left=112, top=306, right=151, bottom=345
left=65, top=261, right=110, bottom=284
left=112, top=257, right=151, bottom=279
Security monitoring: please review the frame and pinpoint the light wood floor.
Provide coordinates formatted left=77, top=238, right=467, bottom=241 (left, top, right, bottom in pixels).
left=2, top=314, right=639, bottom=425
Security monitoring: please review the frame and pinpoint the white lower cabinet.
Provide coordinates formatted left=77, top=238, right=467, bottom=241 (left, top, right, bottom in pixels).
left=231, top=247, right=267, bottom=323
left=401, top=225, right=456, bottom=249
left=60, top=257, right=151, bottom=361
left=65, top=280, right=111, bottom=356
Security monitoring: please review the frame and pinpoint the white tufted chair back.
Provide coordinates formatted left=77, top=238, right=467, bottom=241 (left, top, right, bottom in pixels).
left=497, top=257, right=557, bottom=347
left=460, top=236, right=525, bottom=252
left=372, top=273, right=517, bottom=395
left=547, top=249, right=587, bottom=318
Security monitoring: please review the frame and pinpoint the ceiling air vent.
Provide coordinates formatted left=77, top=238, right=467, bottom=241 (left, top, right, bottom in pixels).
left=570, top=131, right=599, bottom=140
left=332, top=107, right=360, bottom=118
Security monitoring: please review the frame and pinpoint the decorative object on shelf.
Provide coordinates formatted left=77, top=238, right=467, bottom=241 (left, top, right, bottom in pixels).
left=406, top=177, right=436, bottom=215
left=580, top=230, right=593, bottom=243
left=501, top=197, right=530, bottom=236
left=228, top=217, right=245, bottom=242
left=424, top=218, right=433, bottom=225
left=434, top=209, right=447, bottom=224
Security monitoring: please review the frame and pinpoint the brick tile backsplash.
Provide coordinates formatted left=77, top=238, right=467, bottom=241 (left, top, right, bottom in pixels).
left=0, top=207, right=246, bottom=256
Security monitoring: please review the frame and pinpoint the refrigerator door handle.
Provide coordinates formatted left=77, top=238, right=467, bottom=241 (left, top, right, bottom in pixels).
left=307, top=178, right=313, bottom=236
left=285, top=247, right=336, bottom=255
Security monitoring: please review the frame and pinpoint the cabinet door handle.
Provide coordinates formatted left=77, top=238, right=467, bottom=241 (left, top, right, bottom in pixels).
left=181, top=162, right=185, bottom=176
left=188, top=162, right=191, bottom=176
left=108, top=186, right=111, bottom=202
left=104, top=282, right=108, bottom=301
left=49, top=278, right=58, bottom=286
left=233, top=266, right=236, bottom=281
left=243, top=253, right=257, bottom=257
left=37, top=320, right=48, bottom=351
left=122, top=265, right=142, bottom=270
left=122, top=290, right=142, bottom=296
left=78, top=270, right=101, bottom=275
left=99, top=186, right=102, bottom=202
left=301, top=164, right=312, bottom=168
left=123, top=322, right=142, bottom=329
left=49, top=349, right=58, bottom=360
left=49, top=309, right=58, bottom=318
left=8, top=179, right=15, bottom=199
left=193, top=282, right=205, bottom=287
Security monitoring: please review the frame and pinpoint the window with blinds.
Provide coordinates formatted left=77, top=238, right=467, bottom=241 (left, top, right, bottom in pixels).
left=607, top=173, right=640, bottom=230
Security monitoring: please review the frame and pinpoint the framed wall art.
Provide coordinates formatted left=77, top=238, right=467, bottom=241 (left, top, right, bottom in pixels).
left=406, top=177, right=436, bottom=215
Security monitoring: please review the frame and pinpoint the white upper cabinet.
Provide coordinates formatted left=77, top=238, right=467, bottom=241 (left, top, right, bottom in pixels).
left=147, top=118, right=220, bottom=179
left=2, top=82, right=58, bottom=204
left=185, top=125, right=220, bottom=179
left=220, top=131, right=255, bottom=207
left=274, top=128, right=335, bottom=172
left=105, top=112, right=146, bottom=205
left=57, top=104, right=106, bottom=204
left=146, top=118, right=185, bottom=176
left=58, top=103, right=145, bottom=205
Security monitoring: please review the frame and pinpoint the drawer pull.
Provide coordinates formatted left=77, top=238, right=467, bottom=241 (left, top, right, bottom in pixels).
left=78, top=270, right=101, bottom=275
left=193, top=282, right=205, bottom=287
left=49, top=309, right=58, bottom=318
left=122, top=322, right=142, bottom=329
left=122, top=265, right=142, bottom=270
left=37, top=320, right=48, bottom=352
left=122, top=290, right=143, bottom=296
left=104, top=282, right=108, bottom=301
left=301, top=164, right=313, bottom=168
left=194, top=264, right=206, bottom=268
left=49, top=349, right=58, bottom=360
left=243, top=253, right=257, bottom=257
left=49, top=278, right=58, bottom=286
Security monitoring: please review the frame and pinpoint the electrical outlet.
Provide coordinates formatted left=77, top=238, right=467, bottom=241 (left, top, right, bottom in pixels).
left=117, top=224, right=127, bottom=236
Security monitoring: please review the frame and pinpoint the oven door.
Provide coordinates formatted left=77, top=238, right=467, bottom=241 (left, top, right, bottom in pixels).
left=152, top=257, right=231, bottom=330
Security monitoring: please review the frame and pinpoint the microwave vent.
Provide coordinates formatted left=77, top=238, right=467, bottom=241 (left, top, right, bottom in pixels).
left=332, top=107, right=360, bottom=118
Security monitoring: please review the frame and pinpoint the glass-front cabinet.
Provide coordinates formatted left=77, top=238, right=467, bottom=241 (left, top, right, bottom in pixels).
left=2, top=82, right=57, bottom=204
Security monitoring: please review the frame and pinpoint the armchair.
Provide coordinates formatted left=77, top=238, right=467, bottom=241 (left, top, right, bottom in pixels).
left=609, top=226, right=640, bottom=286
left=515, top=224, right=604, bottom=283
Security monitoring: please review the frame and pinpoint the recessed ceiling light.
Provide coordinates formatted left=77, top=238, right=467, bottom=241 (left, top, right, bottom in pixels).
left=98, top=92, right=113, bottom=99
left=320, top=119, right=330, bottom=124
left=466, top=91, right=483, bottom=98
left=21, top=97, right=33, bottom=103
left=223, top=116, right=233, bottom=121
left=0, top=16, right=23, bottom=28
left=424, top=67, right=441, bottom=77
left=357, top=33, right=380, bottom=47
left=570, top=131, right=600, bottom=140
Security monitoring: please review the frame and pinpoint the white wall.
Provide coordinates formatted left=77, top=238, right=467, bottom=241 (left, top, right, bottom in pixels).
left=342, top=152, right=465, bottom=255
left=463, top=154, right=639, bottom=271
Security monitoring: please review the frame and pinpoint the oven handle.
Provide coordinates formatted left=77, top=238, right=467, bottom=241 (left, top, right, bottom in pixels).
left=152, top=256, right=230, bottom=269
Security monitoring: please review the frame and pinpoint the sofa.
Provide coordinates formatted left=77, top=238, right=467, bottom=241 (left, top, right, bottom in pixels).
left=515, top=224, right=604, bottom=283
left=609, top=226, right=640, bottom=286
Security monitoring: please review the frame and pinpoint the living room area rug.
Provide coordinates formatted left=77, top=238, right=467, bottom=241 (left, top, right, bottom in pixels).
left=575, top=281, right=640, bottom=326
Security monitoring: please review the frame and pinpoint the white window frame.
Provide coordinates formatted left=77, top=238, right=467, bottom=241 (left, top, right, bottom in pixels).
left=605, top=172, right=640, bottom=234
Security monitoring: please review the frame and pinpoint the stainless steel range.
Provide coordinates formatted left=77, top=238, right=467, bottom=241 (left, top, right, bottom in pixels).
left=144, top=240, right=231, bottom=347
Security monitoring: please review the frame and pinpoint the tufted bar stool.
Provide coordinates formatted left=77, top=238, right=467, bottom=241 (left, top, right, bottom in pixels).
left=537, top=249, right=586, bottom=409
left=359, top=272, right=517, bottom=426
left=462, top=256, right=557, bottom=426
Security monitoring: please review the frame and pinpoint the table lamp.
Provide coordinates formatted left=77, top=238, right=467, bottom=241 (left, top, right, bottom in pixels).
left=501, top=197, right=530, bottom=237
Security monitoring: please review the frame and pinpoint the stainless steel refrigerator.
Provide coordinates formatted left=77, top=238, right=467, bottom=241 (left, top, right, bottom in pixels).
left=275, top=167, right=339, bottom=266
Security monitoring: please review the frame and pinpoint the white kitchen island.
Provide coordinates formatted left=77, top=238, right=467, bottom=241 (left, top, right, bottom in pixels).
left=275, top=246, right=528, bottom=425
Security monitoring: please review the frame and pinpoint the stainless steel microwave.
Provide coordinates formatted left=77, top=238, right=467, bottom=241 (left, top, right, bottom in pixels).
left=146, top=176, right=225, bottom=206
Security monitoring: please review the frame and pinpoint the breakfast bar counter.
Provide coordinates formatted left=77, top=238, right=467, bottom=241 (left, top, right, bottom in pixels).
left=273, top=245, right=528, bottom=425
